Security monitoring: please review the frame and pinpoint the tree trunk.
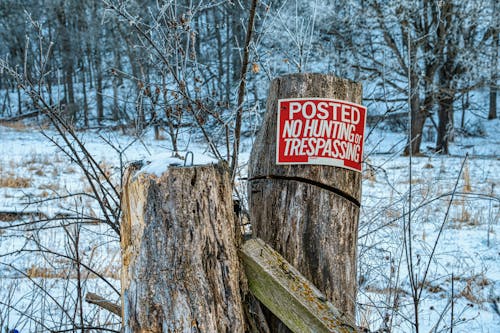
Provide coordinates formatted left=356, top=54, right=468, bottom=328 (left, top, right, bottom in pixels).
left=225, top=14, right=231, bottom=104
left=215, top=8, right=225, bottom=103
left=121, top=162, right=246, bottom=333
left=94, top=49, right=104, bottom=124
left=16, top=83, right=22, bottom=115
left=82, top=63, right=89, bottom=128
left=436, top=92, right=453, bottom=154
left=248, top=73, right=362, bottom=332
left=436, top=53, right=455, bottom=154
left=404, top=65, right=425, bottom=155
left=490, top=80, right=498, bottom=120
left=56, top=3, right=75, bottom=106
left=112, top=76, right=119, bottom=121
left=489, top=22, right=498, bottom=120
left=112, top=40, right=121, bottom=121
left=230, top=2, right=244, bottom=84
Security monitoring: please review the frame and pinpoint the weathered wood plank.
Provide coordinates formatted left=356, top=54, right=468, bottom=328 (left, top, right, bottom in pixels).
left=240, top=238, right=358, bottom=333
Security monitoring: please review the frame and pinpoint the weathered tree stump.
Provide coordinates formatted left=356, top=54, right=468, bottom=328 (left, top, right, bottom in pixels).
left=121, top=161, right=245, bottom=333
left=248, top=73, right=363, bottom=330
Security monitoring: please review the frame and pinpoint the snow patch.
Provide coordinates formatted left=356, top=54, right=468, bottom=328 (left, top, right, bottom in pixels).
left=139, top=152, right=219, bottom=177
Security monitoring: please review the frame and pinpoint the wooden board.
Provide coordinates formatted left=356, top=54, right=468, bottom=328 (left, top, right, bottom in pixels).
left=240, top=238, right=358, bottom=333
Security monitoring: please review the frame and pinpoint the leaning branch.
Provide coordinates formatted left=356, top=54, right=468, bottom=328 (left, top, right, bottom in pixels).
left=85, top=292, right=121, bottom=317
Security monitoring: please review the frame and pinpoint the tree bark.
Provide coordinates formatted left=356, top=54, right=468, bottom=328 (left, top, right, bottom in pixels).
left=230, top=2, right=245, bottom=84
left=405, top=71, right=426, bottom=155
left=121, top=162, right=246, bottom=333
left=112, top=38, right=122, bottom=121
left=488, top=17, right=498, bottom=120
left=94, top=45, right=104, bottom=124
left=248, top=73, right=362, bottom=332
left=55, top=2, right=75, bottom=106
left=81, top=63, right=89, bottom=128
left=436, top=43, right=456, bottom=154
left=436, top=85, right=453, bottom=154
left=490, top=78, right=498, bottom=120
left=404, top=40, right=425, bottom=156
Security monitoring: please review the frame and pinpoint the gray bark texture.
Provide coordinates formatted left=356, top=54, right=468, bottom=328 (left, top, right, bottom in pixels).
left=248, top=73, right=363, bottom=330
left=121, top=162, right=245, bottom=333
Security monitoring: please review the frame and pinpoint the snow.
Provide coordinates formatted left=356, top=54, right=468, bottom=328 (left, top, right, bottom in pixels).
left=358, top=152, right=499, bottom=332
left=139, top=152, right=219, bottom=177
left=356, top=115, right=499, bottom=332
left=0, top=113, right=498, bottom=332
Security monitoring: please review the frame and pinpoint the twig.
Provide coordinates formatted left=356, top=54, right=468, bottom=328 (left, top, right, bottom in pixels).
left=451, top=272, right=455, bottom=333
left=230, top=0, right=258, bottom=183
left=85, top=292, right=121, bottom=317
left=418, top=154, right=469, bottom=300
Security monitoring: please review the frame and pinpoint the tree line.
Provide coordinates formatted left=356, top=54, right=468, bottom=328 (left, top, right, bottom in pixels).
left=0, top=0, right=498, bottom=155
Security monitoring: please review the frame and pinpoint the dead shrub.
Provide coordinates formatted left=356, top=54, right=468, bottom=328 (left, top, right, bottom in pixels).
left=0, top=175, right=32, bottom=188
left=0, top=120, right=30, bottom=131
left=38, top=183, right=59, bottom=191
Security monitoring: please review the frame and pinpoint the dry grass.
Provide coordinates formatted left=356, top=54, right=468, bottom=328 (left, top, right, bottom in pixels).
left=98, top=160, right=113, bottom=182
left=463, top=160, right=471, bottom=192
left=418, top=280, right=445, bottom=294
left=0, top=175, right=32, bottom=188
left=423, top=162, right=434, bottom=169
left=363, top=160, right=377, bottom=182
left=364, top=284, right=410, bottom=296
left=38, top=183, right=60, bottom=191
left=363, top=168, right=376, bottom=182
left=399, top=178, right=425, bottom=185
left=27, top=262, right=120, bottom=279
left=0, top=212, right=22, bottom=222
left=25, top=154, right=50, bottom=166
left=451, top=199, right=480, bottom=226
left=23, top=152, right=64, bottom=166
left=100, top=250, right=120, bottom=279
left=0, top=120, right=50, bottom=130
left=384, top=208, right=401, bottom=219
left=51, top=167, right=60, bottom=177
left=0, top=121, right=31, bottom=131
left=459, top=275, right=490, bottom=303
left=27, top=265, right=68, bottom=279
left=64, top=166, right=76, bottom=174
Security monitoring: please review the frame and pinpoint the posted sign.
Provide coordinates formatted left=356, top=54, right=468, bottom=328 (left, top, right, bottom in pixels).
left=276, top=98, right=367, bottom=172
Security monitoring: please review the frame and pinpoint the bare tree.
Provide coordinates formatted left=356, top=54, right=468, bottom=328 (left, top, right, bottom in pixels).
left=488, top=0, right=499, bottom=120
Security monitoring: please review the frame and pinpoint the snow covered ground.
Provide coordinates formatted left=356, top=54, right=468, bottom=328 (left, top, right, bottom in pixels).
left=0, top=116, right=498, bottom=332
left=358, top=117, right=499, bottom=332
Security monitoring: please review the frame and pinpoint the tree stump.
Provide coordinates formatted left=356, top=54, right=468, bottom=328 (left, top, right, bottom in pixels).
left=121, top=161, right=245, bottom=333
left=248, top=73, right=363, bottom=329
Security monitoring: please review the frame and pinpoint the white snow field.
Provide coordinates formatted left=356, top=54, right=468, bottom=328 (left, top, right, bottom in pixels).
left=0, top=115, right=498, bottom=332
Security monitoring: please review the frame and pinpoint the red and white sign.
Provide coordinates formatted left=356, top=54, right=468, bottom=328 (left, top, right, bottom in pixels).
left=276, top=98, right=367, bottom=172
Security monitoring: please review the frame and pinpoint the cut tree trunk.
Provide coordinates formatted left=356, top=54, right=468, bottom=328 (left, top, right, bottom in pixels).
left=248, top=73, right=362, bottom=331
left=121, top=162, right=246, bottom=333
